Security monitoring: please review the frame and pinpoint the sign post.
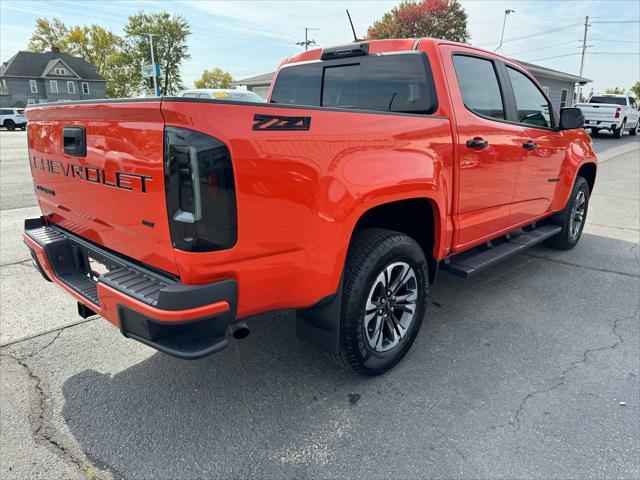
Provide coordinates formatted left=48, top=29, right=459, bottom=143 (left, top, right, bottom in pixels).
left=141, top=64, right=161, bottom=96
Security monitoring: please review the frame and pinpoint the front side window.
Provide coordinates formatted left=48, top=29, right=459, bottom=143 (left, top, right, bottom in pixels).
left=507, top=67, right=552, bottom=128
left=82, top=82, right=89, bottom=94
left=50, top=80, right=58, bottom=94
left=30, top=79, right=37, bottom=93
left=67, top=81, right=75, bottom=94
left=453, top=55, right=505, bottom=120
left=271, top=53, right=437, bottom=114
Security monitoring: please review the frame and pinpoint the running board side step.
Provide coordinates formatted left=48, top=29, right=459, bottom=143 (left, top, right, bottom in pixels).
left=442, top=225, right=562, bottom=278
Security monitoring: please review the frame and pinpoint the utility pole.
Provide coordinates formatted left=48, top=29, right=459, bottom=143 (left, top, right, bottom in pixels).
left=577, top=16, right=590, bottom=103
left=141, top=32, right=159, bottom=96
left=495, top=9, right=515, bottom=53
left=296, top=27, right=319, bottom=50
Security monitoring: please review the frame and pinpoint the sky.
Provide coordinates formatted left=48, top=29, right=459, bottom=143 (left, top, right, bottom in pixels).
left=0, top=0, right=638, bottom=94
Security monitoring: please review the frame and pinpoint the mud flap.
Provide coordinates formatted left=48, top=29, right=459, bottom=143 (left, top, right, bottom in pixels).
left=295, top=276, right=343, bottom=354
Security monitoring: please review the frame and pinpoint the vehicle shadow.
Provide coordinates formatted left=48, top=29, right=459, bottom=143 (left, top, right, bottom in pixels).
left=59, top=232, right=639, bottom=479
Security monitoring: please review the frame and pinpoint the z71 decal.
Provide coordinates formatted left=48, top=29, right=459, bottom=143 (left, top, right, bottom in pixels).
left=253, top=114, right=311, bottom=131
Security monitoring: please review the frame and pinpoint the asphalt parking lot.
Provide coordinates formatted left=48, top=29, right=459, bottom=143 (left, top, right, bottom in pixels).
left=1, top=129, right=638, bottom=479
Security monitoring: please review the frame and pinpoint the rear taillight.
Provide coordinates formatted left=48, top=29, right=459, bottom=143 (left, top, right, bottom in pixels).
left=164, top=127, right=237, bottom=252
left=615, top=107, right=621, bottom=118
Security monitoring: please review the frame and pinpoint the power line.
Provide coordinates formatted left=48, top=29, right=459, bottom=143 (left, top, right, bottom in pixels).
left=591, top=20, right=640, bottom=24
left=526, top=52, right=639, bottom=62
left=505, top=40, right=580, bottom=57
left=526, top=53, right=581, bottom=62
left=477, top=22, right=582, bottom=47
left=590, top=37, right=640, bottom=44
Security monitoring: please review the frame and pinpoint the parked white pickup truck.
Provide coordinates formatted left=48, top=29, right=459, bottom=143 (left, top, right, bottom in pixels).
left=577, top=94, right=639, bottom=138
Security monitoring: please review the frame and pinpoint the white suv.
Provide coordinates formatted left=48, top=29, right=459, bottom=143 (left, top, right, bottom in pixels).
left=0, top=108, right=27, bottom=131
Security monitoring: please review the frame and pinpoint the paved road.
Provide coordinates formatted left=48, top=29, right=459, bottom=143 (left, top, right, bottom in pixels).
left=1, top=129, right=638, bottom=479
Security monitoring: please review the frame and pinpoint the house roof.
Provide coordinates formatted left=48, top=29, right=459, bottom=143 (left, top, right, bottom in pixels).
left=232, top=71, right=274, bottom=86
left=0, top=51, right=105, bottom=81
left=516, top=61, right=591, bottom=85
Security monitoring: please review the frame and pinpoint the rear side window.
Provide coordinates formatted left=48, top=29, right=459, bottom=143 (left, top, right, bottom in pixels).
left=453, top=55, right=504, bottom=120
left=270, top=53, right=437, bottom=114
left=507, top=67, right=552, bottom=128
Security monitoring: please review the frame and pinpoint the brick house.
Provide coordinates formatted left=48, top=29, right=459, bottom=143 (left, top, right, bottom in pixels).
left=0, top=47, right=106, bottom=107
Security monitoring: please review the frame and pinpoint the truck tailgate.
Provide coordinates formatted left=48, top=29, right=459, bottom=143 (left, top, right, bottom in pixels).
left=25, top=100, right=179, bottom=275
left=578, top=104, right=618, bottom=121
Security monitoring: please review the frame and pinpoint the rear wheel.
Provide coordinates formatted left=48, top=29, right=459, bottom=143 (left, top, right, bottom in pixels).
left=612, top=121, right=625, bottom=138
left=545, top=177, right=590, bottom=250
left=630, top=120, right=639, bottom=136
left=3, top=120, right=15, bottom=131
left=332, top=228, right=428, bottom=376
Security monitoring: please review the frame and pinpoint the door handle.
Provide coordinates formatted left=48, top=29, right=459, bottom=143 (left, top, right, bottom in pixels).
left=466, top=137, right=488, bottom=149
left=522, top=141, right=538, bottom=150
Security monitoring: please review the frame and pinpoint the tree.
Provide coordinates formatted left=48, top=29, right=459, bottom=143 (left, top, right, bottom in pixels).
left=123, top=11, right=191, bottom=95
left=367, top=0, right=469, bottom=43
left=605, top=87, right=625, bottom=94
left=66, top=25, right=121, bottom=74
left=194, top=68, right=233, bottom=89
left=630, top=82, right=640, bottom=98
left=27, top=17, right=69, bottom=52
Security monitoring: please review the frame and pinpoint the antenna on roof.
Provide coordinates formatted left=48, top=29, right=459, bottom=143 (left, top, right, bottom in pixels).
left=346, top=9, right=361, bottom=42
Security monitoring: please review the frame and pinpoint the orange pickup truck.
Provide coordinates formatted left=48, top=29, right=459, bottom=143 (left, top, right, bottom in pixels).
left=24, top=38, right=596, bottom=375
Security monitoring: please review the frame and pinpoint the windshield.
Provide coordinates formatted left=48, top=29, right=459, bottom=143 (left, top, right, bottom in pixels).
left=589, top=96, right=627, bottom=106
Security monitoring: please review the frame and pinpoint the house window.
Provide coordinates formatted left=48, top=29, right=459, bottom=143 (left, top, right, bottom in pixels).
left=81, top=82, right=90, bottom=95
left=54, top=67, right=67, bottom=75
left=50, top=80, right=58, bottom=94
left=560, top=89, right=568, bottom=108
left=27, top=99, right=35, bottom=105
left=30, top=79, right=38, bottom=93
left=39, top=99, right=47, bottom=104
left=0, top=78, right=7, bottom=93
left=67, top=81, right=75, bottom=94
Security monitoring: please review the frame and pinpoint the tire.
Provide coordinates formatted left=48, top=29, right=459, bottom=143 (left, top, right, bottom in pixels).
left=331, top=228, right=429, bottom=376
left=545, top=177, right=590, bottom=250
left=612, top=120, right=624, bottom=138
left=20, top=125, right=26, bottom=131
left=590, top=128, right=599, bottom=136
left=630, top=120, right=639, bottom=136
left=3, top=120, right=15, bottom=131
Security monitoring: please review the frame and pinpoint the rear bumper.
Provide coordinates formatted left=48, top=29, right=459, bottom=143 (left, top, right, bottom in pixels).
left=23, top=217, right=237, bottom=359
left=583, top=118, right=623, bottom=129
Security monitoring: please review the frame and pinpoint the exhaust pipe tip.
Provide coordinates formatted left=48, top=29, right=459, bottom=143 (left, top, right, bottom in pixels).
left=230, top=321, right=250, bottom=340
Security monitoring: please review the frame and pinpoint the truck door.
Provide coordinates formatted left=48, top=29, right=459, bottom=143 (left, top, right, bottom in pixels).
left=502, top=64, right=565, bottom=225
left=441, top=49, right=522, bottom=251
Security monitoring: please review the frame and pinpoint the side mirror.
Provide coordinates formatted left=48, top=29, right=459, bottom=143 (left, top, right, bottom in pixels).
left=559, top=107, right=584, bottom=130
